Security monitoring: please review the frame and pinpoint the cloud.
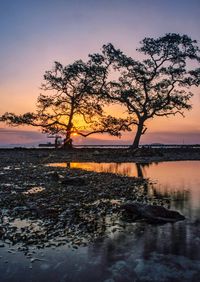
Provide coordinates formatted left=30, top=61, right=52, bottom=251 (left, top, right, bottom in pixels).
left=0, top=128, right=48, bottom=145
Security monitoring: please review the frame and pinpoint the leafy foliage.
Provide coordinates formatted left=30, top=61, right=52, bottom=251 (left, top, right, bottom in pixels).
left=102, top=34, right=200, bottom=147
left=1, top=58, right=133, bottom=147
left=1, top=34, right=200, bottom=148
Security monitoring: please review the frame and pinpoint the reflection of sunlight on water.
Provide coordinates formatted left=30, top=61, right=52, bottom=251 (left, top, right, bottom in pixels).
left=48, top=161, right=200, bottom=218
left=48, top=162, right=138, bottom=176
left=72, top=162, right=137, bottom=176
left=47, top=163, right=69, bottom=168
left=1, top=162, right=200, bottom=281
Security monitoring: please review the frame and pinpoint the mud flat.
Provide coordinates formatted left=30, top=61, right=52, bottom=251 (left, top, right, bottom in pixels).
left=0, top=148, right=170, bottom=250
left=0, top=149, right=200, bottom=282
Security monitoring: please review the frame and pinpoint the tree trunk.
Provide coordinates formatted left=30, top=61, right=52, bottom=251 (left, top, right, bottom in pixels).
left=63, top=138, right=72, bottom=149
left=62, top=130, right=73, bottom=149
left=62, top=104, right=74, bottom=150
left=131, top=121, right=144, bottom=149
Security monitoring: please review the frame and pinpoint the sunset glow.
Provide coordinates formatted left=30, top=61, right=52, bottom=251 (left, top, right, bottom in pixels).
left=0, top=0, right=200, bottom=146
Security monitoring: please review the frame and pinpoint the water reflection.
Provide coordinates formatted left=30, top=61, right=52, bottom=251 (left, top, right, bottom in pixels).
left=48, top=161, right=200, bottom=219
left=86, top=220, right=200, bottom=281
left=1, top=161, right=200, bottom=281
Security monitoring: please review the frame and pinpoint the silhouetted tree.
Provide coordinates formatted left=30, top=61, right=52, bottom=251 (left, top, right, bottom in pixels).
left=2, top=35, right=199, bottom=148
left=103, top=34, right=200, bottom=148
left=1, top=59, right=133, bottom=148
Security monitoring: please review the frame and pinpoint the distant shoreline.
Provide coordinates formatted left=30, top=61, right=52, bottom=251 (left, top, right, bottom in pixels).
left=1, top=144, right=200, bottom=149
left=0, top=147, right=200, bottom=164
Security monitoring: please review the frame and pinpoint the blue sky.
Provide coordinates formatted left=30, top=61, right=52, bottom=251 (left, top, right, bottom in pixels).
left=0, top=0, right=200, bottom=145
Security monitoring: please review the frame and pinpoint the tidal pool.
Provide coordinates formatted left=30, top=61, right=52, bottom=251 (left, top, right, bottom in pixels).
left=49, top=161, right=200, bottom=219
left=1, top=161, right=200, bottom=282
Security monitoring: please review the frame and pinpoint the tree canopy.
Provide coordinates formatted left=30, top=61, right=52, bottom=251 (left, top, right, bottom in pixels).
left=1, top=57, right=133, bottom=148
left=101, top=34, right=200, bottom=148
left=1, top=33, right=200, bottom=148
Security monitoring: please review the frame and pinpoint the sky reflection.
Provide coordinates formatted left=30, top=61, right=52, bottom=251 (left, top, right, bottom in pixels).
left=48, top=161, right=200, bottom=217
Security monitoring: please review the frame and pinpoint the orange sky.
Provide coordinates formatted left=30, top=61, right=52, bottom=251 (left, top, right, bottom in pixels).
left=0, top=0, right=200, bottom=145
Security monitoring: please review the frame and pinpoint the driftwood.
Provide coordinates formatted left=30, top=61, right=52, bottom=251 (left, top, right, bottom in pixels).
left=121, top=202, right=185, bottom=223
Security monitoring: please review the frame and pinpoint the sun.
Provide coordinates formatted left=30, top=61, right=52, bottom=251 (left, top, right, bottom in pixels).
left=72, top=132, right=78, bottom=136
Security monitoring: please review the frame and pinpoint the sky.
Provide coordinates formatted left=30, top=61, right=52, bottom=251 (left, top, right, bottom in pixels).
left=0, top=0, right=200, bottom=146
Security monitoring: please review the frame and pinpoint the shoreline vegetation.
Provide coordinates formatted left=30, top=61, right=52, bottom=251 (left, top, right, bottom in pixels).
left=0, top=148, right=199, bottom=252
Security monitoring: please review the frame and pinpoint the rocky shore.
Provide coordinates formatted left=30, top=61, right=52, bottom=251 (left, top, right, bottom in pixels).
left=1, top=146, right=200, bottom=164
left=0, top=147, right=199, bottom=252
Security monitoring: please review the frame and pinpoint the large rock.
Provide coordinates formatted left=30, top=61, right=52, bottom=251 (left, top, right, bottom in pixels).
left=62, top=176, right=86, bottom=186
left=46, top=171, right=60, bottom=181
left=121, top=202, right=185, bottom=223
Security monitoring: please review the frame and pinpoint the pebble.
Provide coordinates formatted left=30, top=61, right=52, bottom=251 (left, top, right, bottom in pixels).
left=0, top=149, right=170, bottom=253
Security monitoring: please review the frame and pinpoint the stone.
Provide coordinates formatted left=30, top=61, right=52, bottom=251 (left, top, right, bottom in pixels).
left=46, top=171, right=60, bottom=181
left=62, top=176, right=86, bottom=186
left=121, top=202, right=185, bottom=223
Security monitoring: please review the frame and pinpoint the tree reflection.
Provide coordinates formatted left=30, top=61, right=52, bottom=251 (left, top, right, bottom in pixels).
left=135, top=162, right=151, bottom=178
left=134, top=162, right=193, bottom=214
left=87, top=219, right=200, bottom=280
left=66, top=161, right=194, bottom=216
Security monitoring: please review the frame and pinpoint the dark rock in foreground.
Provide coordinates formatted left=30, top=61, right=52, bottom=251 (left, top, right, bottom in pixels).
left=61, top=175, right=86, bottom=185
left=121, top=202, right=185, bottom=223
